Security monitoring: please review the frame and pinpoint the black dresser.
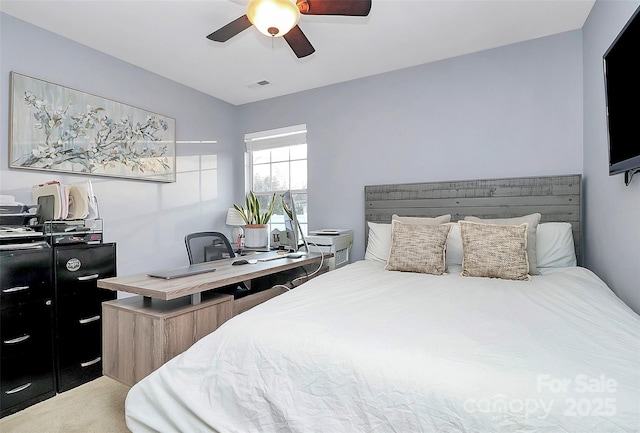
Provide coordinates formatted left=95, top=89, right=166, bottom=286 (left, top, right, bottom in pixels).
left=0, top=220, right=116, bottom=417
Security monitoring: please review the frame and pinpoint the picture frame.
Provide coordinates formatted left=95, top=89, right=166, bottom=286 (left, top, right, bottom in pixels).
left=9, top=71, right=176, bottom=183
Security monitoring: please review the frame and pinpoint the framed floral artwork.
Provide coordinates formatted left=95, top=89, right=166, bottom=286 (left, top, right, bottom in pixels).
left=9, top=72, right=176, bottom=182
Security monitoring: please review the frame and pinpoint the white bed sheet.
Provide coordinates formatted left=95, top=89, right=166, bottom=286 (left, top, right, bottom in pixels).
left=126, top=261, right=640, bottom=433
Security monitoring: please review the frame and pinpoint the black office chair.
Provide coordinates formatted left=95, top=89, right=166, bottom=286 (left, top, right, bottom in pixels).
left=185, top=231, right=249, bottom=297
left=185, top=231, right=235, bottom=265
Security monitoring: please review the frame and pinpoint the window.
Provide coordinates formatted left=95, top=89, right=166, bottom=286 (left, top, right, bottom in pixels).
left=244, top=124, right=307, bottom=236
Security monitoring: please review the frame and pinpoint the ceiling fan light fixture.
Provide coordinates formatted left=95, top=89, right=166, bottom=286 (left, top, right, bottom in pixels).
left=246, top=0, right=300, bottom=37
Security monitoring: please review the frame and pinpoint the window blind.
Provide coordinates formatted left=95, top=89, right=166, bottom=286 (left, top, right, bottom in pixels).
left=244, top=124, right=307, bottom=152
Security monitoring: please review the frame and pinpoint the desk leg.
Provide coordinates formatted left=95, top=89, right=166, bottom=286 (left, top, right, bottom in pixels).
left=191, top=293, right=201, bottom=305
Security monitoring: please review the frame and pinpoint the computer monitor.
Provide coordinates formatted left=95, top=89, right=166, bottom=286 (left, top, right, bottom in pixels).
left=281, top=191, right=309, bottom=254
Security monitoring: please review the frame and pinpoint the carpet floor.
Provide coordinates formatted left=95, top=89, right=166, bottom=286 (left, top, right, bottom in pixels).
left=0, top=376, right=131, bottom=433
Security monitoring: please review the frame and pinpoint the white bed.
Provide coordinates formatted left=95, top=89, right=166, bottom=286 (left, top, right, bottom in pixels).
left=126, top=262, right=639, bottom=432
left=125, top=176, right=640, bottom=432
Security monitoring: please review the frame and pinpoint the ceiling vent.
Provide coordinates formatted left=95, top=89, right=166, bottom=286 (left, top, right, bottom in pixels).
left=248, top=80, right=270, bottom=89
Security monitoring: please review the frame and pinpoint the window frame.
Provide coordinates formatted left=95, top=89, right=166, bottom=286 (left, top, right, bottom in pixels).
left=244, top=125, right=308, bottom=236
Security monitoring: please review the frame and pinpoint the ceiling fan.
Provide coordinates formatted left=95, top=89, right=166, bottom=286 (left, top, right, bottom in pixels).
left=206, top=0, right=372, bottom=58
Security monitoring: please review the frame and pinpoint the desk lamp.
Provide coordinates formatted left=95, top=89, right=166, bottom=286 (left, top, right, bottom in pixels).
left=226, top=208, right=245, bottom=251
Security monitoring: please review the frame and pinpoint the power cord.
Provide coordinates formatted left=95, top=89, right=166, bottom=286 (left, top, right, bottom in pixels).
left=624, top=168, right=640, bottom=186
left=270, top=242, right=325, bottom=291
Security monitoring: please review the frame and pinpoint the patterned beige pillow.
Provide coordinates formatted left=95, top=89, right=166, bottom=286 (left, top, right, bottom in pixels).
left=459, top=221, right=531, bottom=281
left=385, top=220, right=451, bottom=275
left=464, top=213, right=541, bottom=275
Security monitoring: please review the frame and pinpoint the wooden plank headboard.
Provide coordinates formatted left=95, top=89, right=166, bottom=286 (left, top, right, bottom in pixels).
left=364, top=174, right=582, bottom=265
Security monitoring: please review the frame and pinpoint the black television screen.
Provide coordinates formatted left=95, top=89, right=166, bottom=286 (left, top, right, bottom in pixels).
left=603, top=7, right=640, bottom=180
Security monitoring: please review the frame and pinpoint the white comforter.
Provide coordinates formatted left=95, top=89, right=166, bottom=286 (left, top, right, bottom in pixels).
left=126, top=261, right=640, bottom=433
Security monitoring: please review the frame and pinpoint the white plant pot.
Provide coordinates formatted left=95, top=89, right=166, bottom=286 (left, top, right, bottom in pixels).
left=244, top=225, right=269, bottom=248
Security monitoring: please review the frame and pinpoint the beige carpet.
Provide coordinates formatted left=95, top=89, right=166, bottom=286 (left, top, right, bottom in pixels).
left=0, top=376, right=131, bottom=433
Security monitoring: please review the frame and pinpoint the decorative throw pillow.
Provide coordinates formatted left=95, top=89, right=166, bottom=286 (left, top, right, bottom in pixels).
left=385, top=220, right=451, bottom=275
left=459, top=221, right=531, bottom=281
left=464, top=213, right=541, bottom=275
left=365, top=215, right=452, bottom=263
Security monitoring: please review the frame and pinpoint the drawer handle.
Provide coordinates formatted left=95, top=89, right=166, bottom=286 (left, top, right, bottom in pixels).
left=79, top=315, right=100, bottom=324
left=2, top=286, right=29, bottom=294
left=77, top=274, right=99, bottom=281
left=4, top=334, right=30, bottom=344
left=0, top=242, right=46, bottom=251
left=6, top=383, right=32, bottom=395
left=80, top=357, right=101, bottom=368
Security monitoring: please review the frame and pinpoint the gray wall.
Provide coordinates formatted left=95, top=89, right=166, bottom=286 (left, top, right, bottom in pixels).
left=3, top=4, right=638, bottom=313
left=239, top=30, right=584, bottom=262
left=582, top=0, right=640, bottom=313
left=0, top=13, right=243, bottom=277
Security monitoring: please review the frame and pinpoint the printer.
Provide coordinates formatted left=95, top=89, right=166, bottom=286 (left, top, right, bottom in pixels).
left=306, top=229, right=353, bottom=270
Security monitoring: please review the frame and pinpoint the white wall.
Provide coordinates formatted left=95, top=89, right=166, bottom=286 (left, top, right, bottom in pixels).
left=0, top=13, right=244, bottom=277
left=239, top=30, right=584, bottom=262
left=582, top=0, right=640, bottom=313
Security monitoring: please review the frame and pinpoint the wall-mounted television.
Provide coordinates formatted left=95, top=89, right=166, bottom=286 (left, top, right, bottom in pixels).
left=603, top=6, right=640, bottom=185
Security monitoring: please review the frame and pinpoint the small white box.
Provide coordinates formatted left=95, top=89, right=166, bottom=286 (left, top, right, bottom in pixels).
left=306, top=230, right=353, bottom=270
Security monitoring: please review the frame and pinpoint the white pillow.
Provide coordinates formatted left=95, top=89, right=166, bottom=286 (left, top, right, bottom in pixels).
left=364, top=222, right=392, bottom=263
left=392, top=214, right=452, bottom=225
left=536, top=222, right=577, bottom=268
left=445, top=222, right=463, bottom=267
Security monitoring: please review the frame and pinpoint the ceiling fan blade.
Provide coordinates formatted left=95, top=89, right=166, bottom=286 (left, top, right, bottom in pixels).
left=283, top=26, right=316, bottom=58
left=206, top=15, right=252, bottom=42
left=300, top=0, right=371, bottom=16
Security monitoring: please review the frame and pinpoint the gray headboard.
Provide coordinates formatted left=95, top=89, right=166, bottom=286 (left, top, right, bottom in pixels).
left=364, top=174, right=582, bottom=265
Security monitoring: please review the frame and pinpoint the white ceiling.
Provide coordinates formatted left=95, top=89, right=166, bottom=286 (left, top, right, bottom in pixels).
left=1, top=0, right=595, bottom=106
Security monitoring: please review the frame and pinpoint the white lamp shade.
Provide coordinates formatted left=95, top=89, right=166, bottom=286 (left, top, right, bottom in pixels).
left=246, top=0, right=300, bottom=37
left=226, top=208, right=246, bottom=226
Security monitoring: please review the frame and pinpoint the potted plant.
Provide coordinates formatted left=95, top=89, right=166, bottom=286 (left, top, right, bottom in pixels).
left=233, top=191, right=276, bottom=248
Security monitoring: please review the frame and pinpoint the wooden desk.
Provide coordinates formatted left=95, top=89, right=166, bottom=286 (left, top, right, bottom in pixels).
left=97, top=251, right=326, bottom=302
left=99, top=252, right=328, bottom=385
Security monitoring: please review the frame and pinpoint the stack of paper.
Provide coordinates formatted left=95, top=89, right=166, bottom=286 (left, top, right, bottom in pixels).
left=0, top=195, right=22, bottom=206
left=32, top=181, right=98, bottom=221
left=68, top=185, right=90, bottom=219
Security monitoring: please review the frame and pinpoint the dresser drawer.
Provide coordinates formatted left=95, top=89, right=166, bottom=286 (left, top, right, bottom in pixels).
left=0, top=340, right=55, bottom=416
left=56, top=306, right=103, bottom=349
left=56, top=303, right=105, bottom=392
left=1, top=301, right=53, bottom=358
left=56, top=328, right=103, bottom=393
left=0, top=248, right=52, bottom=304
left=55, top=287, right=114, bottom=323
left=54, top=244, right=116, bottom=297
